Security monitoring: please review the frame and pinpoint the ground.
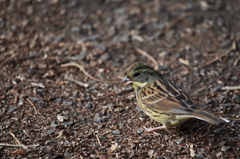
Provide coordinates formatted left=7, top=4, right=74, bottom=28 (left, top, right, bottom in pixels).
left=0, top=0, right=240, bottom=158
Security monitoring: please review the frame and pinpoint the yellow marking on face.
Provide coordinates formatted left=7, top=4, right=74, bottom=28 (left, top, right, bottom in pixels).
left=132, top=81, right=148, bottom=90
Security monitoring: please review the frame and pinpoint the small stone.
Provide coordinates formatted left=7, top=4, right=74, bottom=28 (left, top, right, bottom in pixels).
left=221, top=146, right=231, bottom=151
left=78, top=50, right=87, bottom=60
left=64, top=152, right=73, bottom=157
left=50, top=121, right=58, bottom=128
left=220, top=141, right=226, bottom=146
left=18, top=98, right=24, bottom=106
left=53, top=98, right=62, bottom=103
left=7, top=105, right=19, bottom=113
left=119, top=123, right=124, bottom=128
left=148, top=149, right=154, bottom=157
left=85, top=103, right=93, bottom=108
left=158, top=65, right=169, bottom=70
left=36, top=88, right=45, bottom=93
left=71, top=26, right=80, bottom=32
left=136, top=128, right=143, bottom=135
left=231, top=120, right=240, bottom=127
left=220, top=40, right=232, bottom=48
left=60, top=121, right=74, bottom=127
left=43, top=145, right=52, bottom=152
left=112, top=129, right=121, bottom=135
left=232, top=94, right=240, bottom=103
left=114, top=107, right=124, bottom=112
left=211, top=85, right=222, bottom=93
left=222, top=103, right=234, bottom=107
left=94, top=113, right=105, bottom=122
left=57, top=114, right=68, bottom=122
left=43, top=129, right=55, bottom=136
left=214, top=128, right=224, bottom=134
left=195, top=154, right=204, bottom=158
left=136, top=106, right=142, bottom=112
left=62, top=101, right=73, bottom=106
left=234, top=136, right=240, bottom=141
left=216, top=152, right=222, bottom=157
left=29, top=97, right=42, bottom=101
left=175, top=138, right=184, bottom=144
left=119, top=34, right=130, bottom=42
left=99, top=54, right=111, bottom=61
left=234, top=105, right=240, bottom=111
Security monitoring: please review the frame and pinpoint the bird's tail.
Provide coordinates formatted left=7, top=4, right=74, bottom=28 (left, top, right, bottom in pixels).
left=192, top=110, right=229, bottom=125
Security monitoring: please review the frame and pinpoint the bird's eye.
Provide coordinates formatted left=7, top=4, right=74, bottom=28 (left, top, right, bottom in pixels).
left=133, top=72, right=140, bottom=77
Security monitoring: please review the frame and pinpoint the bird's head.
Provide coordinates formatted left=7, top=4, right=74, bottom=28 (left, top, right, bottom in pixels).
left=121, top=62, right=161, bottom=90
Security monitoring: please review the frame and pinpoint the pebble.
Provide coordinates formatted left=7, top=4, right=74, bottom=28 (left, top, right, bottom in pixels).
left=43, top=129, right=55, bottom=136
left=94, top=113, right=105, bottom=122
left=100, top=53, right=111, bottom=61
left=53, top=98, right=62, bottom=103
left=18, top=98, right=24, bottom=105
left=36, top=88, right=45, bottom=93
left=195, top=154, right=204, bottom=158
left=43, top=145, right=52, bottom=152
left=114, top=107, right=124, bottom=112
left=222, top=103, right=234, bottom=108
left=28, top=68, right=35, bottom=74
left=214, top=128, right=224, bottom=134
left=85, top=103, right=93, bottom=108
left=220, top=141, right=226, bottom=146
left=231, top=120, right=240, bottom=127
left=232, top=94, right=240, bottom=103
left=158, top=65, right=170, bottom=70
left=57, top=114, right=68, bottom=122
left=50, top=121, right=58, bottom=128
left=21, top=117, right=29, bottom=124
left=112, top=129, right=121, bottom=135
left=29, top=97, right=42, bottom=101
left=175, top=138, right=184, bottom=144
left=221, top=146, right=231, bottom=151
left=220, top=40, right=232, bottom=48
left=135, top=106, right=142, bottom=112
left=211, top=85, right=222, bottom=93
left=64, top=152, right=73, bottom=157
left=62, top=101, right=73, bottom=106
left=7, top=105, right=19, bottom=113
left=234, top=136, right=240, bottom=141
left=137, top=128, right=143, bottom=135
left=61, top=121, right=74, bottom=127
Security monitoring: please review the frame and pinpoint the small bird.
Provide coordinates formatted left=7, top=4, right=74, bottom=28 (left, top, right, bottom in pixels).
left=121, top=62, right=229, bottom=132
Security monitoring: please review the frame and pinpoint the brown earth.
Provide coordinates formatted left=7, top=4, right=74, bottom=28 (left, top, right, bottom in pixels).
left=0, top=0, right=240, bottom=158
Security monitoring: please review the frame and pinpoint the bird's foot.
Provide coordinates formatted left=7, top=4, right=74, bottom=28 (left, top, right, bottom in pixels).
left=143, top=126, right=167, bottom=132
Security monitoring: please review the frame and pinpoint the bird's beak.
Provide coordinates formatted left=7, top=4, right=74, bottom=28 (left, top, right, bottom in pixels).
left=121, top=77, right=132, bottom=86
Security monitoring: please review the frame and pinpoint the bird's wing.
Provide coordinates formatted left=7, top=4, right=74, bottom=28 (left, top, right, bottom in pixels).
left=140, top=78, right=195, bottom=114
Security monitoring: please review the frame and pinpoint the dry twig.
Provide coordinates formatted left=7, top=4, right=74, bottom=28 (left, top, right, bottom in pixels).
left=196, top=42, right=236, bottom=69
left=65, top=75, right=89, bottom=88
left=9, top=132, right=28, bottom=150
left=95, top=134, right=103, bottom=147
left=26, top=98, right=39, bottom=114
left=126, top=124, right=137, bottom=135
left=234, top=57, right=240, bottom=66
left=61, top=62, right=120, bottom=84
left=221, top=86, right=240, bottom=90
left=165, top=12, right=195, bottom=33
left=0, top=143, right=39, bottom=148
left=135, top=48, right=158, bottom=70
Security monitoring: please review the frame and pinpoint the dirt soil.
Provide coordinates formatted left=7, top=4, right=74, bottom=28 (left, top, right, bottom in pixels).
left=1, top=0, right=240, bottom=158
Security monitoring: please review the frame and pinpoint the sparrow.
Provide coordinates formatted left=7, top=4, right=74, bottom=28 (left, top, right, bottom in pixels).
left=121, top=62, right=229, bottom=132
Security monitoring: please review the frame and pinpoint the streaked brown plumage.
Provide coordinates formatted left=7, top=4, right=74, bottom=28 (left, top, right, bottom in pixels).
left=122, top=62, right=229, bottom=132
